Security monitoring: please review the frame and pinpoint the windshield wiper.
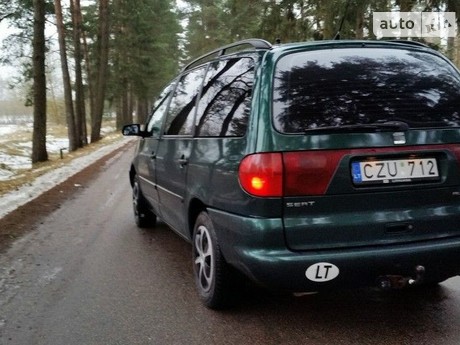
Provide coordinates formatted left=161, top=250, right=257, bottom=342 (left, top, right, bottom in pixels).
left=305, top=121, right=409, bottom=134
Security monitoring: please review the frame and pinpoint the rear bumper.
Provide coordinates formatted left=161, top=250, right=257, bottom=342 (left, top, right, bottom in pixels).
left=209, top=208, right=460, bottom=291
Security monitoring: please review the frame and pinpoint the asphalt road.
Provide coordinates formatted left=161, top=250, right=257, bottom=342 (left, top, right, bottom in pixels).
left=1, top=144, right=460, bottom=345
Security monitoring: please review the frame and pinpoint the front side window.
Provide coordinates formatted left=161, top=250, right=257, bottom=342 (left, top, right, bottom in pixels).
left=273, top=48, right=460, bottom=133
left=195, top=58, right=254, bottom=137
left=164, top=67, right=206, bottom=135
left=146, top=83, right=174, bottom=135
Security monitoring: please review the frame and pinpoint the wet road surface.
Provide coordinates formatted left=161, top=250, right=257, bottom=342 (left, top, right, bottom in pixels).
left=1, top=144, right=460, bottom=345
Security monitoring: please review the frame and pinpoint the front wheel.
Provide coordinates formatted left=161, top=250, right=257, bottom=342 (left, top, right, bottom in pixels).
left=132, top=175, right=156, bottom=228
left=192, top=211, right=235, bottom=309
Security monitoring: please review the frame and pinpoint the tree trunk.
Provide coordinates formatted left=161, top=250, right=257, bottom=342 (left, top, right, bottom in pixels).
left=81, top=26, right=95, bottom=133
left=136, top=99, right=148, bottom=124
left=397, top=0, right=416, bottom=12
left=55, top=0, right=78, bottom=152
left=116, top=99, right=123, bottom=130
left=91, top=0, right=110, bottom=143
left=355, top=2, right=364, bottom=39
left=70, top=0, right=87, bottom=147
left=31, top=0, right=48, bottom=164
left=117, top=89, right=129, bottom=130
left=447, top=0, right=460, bottom=68
left=128, top=88, right=134, bottom=124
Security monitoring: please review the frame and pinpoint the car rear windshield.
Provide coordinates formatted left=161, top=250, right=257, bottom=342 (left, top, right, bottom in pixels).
left=273, top=47, right=460, bottom=133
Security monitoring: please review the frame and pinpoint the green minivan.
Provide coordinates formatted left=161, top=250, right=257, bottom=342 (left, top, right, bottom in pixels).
left=123, top=39, right=460, bottom=309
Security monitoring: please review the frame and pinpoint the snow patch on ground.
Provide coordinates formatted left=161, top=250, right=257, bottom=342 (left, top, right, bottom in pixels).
left=0, top=123, right=116, bottom=181
left=0, top=138, right=134, bottom=219
left=0, top=123, right=33, bottom=140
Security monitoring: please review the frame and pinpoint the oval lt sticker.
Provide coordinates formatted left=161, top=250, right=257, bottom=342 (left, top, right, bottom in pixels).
left=305, top=262, right=340, bottom=282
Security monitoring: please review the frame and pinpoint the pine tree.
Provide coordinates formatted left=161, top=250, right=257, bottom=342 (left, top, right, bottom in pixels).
left=31, top=0, right=48, bottom=163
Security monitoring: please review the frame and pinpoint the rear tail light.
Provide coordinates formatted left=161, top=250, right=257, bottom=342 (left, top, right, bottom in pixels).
left=238, top=153, right=283, bottom=197
left=238, top=151, right=343, bottom=197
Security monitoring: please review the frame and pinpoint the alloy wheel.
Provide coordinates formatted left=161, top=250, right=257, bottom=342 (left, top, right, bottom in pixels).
left=194, top=224, right=214, bottom=293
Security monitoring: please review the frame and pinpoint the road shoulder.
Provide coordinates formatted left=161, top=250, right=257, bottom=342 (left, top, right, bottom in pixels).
left=0, top=140, right=135, bottom=253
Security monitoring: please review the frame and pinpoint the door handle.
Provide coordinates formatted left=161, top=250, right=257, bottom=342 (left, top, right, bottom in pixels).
left=150, top=151, right=156, bottom=159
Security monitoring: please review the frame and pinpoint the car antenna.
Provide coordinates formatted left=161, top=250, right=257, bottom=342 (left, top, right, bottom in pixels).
left=333, top=0, right=351, bottom=40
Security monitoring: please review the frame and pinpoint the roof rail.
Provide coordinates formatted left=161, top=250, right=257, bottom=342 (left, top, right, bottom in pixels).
left=387, top=39, right=429, bottom=48
left=182, top=38, right=272, bottom=72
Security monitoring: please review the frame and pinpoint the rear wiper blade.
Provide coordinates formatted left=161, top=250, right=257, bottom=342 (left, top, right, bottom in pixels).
left=305, top=121, right=409, bottom=134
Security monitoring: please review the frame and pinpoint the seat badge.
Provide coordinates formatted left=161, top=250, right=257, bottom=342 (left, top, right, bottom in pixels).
left=393, top=132, right=406, bottom=145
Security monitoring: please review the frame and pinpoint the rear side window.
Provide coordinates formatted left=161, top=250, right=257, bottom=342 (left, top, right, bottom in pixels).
left=195, top=58, right=254, bottom=137
left=273, top=48, right=460, bottom=133
left=164, top=67, right=206, bottom=135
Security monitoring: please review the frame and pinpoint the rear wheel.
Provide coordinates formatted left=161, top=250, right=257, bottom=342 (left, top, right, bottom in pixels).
left=192, top=211, right=235, bottom=309
left=132, top=175, right=156, bottom=228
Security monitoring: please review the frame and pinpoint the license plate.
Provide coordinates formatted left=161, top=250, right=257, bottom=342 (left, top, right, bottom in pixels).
left=352, top=158, right=439, bottom=184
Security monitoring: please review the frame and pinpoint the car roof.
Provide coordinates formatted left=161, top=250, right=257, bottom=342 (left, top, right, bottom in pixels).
left=182, top=38, right=434, bottom=73
left=271, top=39, right=431, bottom=53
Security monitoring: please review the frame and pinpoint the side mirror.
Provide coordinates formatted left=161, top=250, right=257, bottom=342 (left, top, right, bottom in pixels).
left=122, top=124, right=142, bottom=136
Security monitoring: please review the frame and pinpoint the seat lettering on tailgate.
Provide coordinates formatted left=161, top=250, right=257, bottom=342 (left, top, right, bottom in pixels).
left=286, top=201, right=316, bottom=208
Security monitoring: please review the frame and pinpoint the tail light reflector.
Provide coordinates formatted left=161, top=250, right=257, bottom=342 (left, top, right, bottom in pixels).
left=283, top=151, right=344, bottom=196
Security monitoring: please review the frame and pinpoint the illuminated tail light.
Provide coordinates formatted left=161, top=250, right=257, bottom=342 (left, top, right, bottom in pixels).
left=238, top=153, right=283, bottom=197
left=238, top=151, right=344, bottom=197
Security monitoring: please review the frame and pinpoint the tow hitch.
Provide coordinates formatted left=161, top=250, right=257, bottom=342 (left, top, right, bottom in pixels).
left=376, top=265, right=426, bottom=290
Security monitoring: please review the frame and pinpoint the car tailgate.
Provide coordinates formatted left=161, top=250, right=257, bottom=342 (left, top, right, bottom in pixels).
left=282, top=144, right=460, bottom=251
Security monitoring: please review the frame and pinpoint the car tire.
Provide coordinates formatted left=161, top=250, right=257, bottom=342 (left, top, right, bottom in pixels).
left=192, top=211, right=235, bottom=309
left=132, top=175, right=156, bottom=228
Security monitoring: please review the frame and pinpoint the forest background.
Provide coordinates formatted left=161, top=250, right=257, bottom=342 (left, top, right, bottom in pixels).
left=0, top=0, right=459, bottom=164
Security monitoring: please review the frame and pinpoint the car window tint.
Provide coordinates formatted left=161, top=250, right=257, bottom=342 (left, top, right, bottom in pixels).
left=164, top=67, right=206, bottom=135
left=146, top=83, right=174, bottom=134
left=195, top=58, right=254, bottom=137
left=273, top=48, right=460, bottom=133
